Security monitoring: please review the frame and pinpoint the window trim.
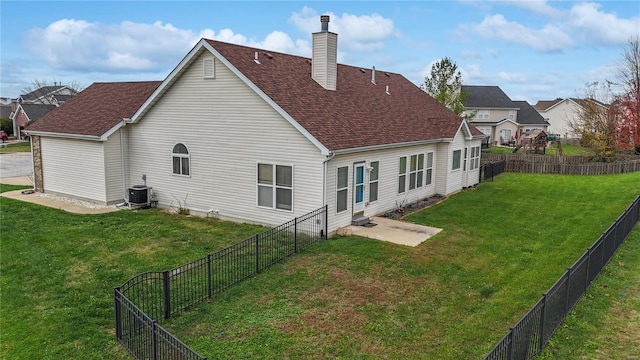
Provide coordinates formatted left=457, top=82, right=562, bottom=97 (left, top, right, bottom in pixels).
left=368, top=161, right=379, bottom=203
left=425, top=152, right=434, bottom=185
left=336, top=166, right=349, bottom=213
left=256, top=162, right=294, bottom=212
left=398, top=156, right=407, bottom=194
left=171, top=143, right=191, bottom=177
left=452, top=149, right=462, bottom=171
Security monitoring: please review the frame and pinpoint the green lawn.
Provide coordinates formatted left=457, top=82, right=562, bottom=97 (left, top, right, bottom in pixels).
left=0, top=141, right=31, bottom=154
left=1, top=173, right=638, bottom=359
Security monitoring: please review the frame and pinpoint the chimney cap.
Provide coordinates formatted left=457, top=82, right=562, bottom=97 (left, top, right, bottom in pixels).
left=320, top=15, right=330, bottom=31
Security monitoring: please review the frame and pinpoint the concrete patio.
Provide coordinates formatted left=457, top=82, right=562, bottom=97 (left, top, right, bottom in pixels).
left=338, top=216, right=443, bottom=247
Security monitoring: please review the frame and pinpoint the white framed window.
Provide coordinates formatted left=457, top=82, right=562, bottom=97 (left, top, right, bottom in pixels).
left=172, top=143, right=190, bottom=176
left=475, top=110, right=490, bottom=120
left=452, top=149, right=461, bottom=170
left=336, top=166, right=348, bottom=213
left=398, top=156, right=407, bottom=193
left=368, top=161, right=379, bottom=203
left=409, top=154, right=424, bottom=190
left=425, top=152, right=434, bottom=185
left=470, top=146, right=480, bottom=170
left=500, top=129, right=512, bottom=143
left=258, top=163, right=293, bottom=211
left=463, top=147, right=468, bottom=171
left=203, top=58, right=215, bottom=79
left=509, top=110, right=516, bottom=120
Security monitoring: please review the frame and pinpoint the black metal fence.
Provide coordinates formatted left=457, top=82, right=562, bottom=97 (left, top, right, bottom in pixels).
left=480, top=160, right=506, bottom=182
left=114, top=205, right=328, bottom=360
left=483, top=195, right=640, bottom=360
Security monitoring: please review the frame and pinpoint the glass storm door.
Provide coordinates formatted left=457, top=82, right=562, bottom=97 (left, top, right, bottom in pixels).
left=353, top=163, right=365, bottom=213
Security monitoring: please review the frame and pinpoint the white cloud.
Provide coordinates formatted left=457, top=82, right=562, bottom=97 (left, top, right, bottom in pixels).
left=23, top=19, right=315, bottom=73
left=498, top=72, right=527, bottom=83
left=567, top=2, right=640, bottom=45
left=461, top=51, right=482, bottom=60
left=498, top=0, right=563, bottom=18
left=466, top=14, right=573, bottom=52
left=460, top=64, right=484, bottom=84
left=289, top=7, right=399, bottom=52
left=25, top=19, right=201, bottom=72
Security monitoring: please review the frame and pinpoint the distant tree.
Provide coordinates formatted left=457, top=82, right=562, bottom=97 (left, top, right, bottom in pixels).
left=568, top=81, right=619, bottom=160
left=421, top=58, right=469, bottom=117
left=615, top=37, right=640, bottom=154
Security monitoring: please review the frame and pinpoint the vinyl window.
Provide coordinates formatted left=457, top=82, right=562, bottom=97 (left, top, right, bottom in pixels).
left=172, top=143, right=190, bottom=176
left=369, top=161, right=379, bottom=202
left=336, top=166, right=348, bottom=213
left=452, top=150, right=461, bottom=170
left=258, top=163, right=293, bottom=211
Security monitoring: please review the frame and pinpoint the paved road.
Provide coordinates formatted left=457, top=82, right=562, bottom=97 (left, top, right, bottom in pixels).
left=0, top=153, right=33, bottom=178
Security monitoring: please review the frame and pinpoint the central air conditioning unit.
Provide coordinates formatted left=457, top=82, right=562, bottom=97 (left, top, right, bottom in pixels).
left=128, top=185, right=152, bottom=208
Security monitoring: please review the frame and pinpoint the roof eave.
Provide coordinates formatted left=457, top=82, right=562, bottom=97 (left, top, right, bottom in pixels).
left=24, top=130, right=103, bottom=141
left=331, top=138, right=451, bottom=155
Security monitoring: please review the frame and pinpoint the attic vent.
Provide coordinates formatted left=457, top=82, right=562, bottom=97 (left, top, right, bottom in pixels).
left=385, top=72, right=390, bottom=77
left=263, top=52, right=273, bottom=59
left=203, top=58, right=215, bottom=79
left=385, top=85, right=390, bottom=95
left=371, top=66, right=376, bottom=85
left=359, top=68, right=366, bottom=73
left=254, top=51, right=261, bottom=64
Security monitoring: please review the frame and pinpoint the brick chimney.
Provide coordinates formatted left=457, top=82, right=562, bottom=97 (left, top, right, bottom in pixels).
left=312, top=15, right=338, bottom=91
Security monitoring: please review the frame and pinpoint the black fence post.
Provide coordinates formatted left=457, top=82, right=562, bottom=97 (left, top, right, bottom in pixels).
left=294, top=217, right=298, bottom=253
left=585, top=247, right=592, bottom=291
left=163, top=270, right=171, bottom=319
left=152, top=320, right=158, bottom=360
left=114, top=288, right=122, bottom=340
left=207, top=254, right=212, bottom=299
left=324, top=204, right=328, bottom=238
left=507, top=328, right=514, bottom=360
left=564, top=268, right=571, bottom=314
left=539, top=293, right=546, bottom=352
left=255, top=234, right=260, bottom=274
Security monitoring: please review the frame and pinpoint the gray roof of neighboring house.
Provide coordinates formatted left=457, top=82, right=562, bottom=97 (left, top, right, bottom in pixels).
left=513, top=101, right=550, bottom=126
left=20, top=86, right=67, bottom=102
left=19, top=104, right=57, bottom=121
left=462, top=85, right=519, bottom=109
left=1, top=105, right=13, bottom=119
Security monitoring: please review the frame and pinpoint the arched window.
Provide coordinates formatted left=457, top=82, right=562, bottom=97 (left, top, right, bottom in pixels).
left=172, top=143, right=190, bottom=176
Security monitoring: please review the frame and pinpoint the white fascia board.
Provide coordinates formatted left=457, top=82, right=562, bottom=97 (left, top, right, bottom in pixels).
left=456, top=120, right=473, bottom=140
left=495, top=118, right=519, bottom=126
left=23, top=130, right=102, bottom=141
left=100, top=120, right=126, bottom=141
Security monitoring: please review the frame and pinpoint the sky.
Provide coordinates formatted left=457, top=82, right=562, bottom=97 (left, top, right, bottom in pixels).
left=1, top=1, right=639, bottom=103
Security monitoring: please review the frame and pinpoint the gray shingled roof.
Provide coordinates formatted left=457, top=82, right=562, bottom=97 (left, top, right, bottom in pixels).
left=20, top=86, right=67, bottom=102
left=462, top=85, right=518, bottom=109
left=513, top=101, right=549, bottom=126
left=0, top=105, right=13, bottom=119
left=20, top=104, right=57, bottom=121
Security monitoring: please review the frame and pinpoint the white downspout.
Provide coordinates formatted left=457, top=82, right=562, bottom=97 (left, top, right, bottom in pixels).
left=119, top=119, right=127, bottom=203
left=321, top=152, right=335, bottom=208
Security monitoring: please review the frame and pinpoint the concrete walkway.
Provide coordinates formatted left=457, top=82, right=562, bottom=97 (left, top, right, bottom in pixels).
left=1, top=176, right=120, bottom=214
left=339, top=216, right=442, bottom=247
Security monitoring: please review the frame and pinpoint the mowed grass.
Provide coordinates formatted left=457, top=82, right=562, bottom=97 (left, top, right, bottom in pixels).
left=0, top=185, right=268, bottom=359
left=0, top=141, right=31, bottom=154
left=1, top=173, right=638, bottom=359
left=162, top=173, right=639, bottom=359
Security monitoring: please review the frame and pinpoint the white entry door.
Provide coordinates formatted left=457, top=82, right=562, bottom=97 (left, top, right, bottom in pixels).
left=353, top=163, right=365, bottom=213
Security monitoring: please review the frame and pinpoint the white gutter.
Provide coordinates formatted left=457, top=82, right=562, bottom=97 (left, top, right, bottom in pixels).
left=331, top=138, right=452, bottom=155
left=23, top=130, right=102, bottom=141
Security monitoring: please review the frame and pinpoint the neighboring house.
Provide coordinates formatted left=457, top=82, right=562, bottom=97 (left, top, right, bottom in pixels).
left=26, top=16, right=484, bottom=234
left=11, top=103, right=57, bottom=140
left=19, top=85, right=78, bottom=105
left=533, top=98, right=609, bottom=138
left=462, top=85, right=520, bottom=146
left=512, top=100, right=549, bottom=135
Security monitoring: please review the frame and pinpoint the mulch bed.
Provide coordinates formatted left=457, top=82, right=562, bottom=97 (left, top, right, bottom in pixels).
left=381, top=194, right=446, bottom=220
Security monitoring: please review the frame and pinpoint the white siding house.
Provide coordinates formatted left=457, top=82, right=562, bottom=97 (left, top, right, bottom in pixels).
left=26, top=16, right=484, bottom=234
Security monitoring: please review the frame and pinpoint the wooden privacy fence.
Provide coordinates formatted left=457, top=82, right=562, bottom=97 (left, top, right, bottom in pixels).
left=482, top=153, right=640, bottom=175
